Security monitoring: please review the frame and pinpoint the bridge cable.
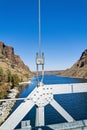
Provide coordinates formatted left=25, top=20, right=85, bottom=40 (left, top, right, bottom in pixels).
left=36, top=0, right=44, bottom=85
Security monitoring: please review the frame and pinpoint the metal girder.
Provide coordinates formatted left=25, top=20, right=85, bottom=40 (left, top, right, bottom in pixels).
left=0, top=100, right=34, bottom=130
left=35, top=106, right=45, bottom=126
left=0, top=87, right=37, bottom=130
left=30, top=84, right=53, bottom=107
left=45, top=83, right=87, bottom=95
left=50, top=99, right=74, bottom=122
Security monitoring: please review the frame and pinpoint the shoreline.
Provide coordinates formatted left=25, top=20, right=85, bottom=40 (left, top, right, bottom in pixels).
left=0, top=87, right=19, bottom=125
left=0, top=78, right=32, bottom=126
left=56, top=74, right=87, bottom=80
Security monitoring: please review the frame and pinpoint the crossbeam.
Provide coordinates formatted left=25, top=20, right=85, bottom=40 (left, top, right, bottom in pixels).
left=45, top=83, right=87, bottom=95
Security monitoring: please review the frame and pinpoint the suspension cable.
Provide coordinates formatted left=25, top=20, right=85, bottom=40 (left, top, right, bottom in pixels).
left=38, top=0, right=41, bottom=57
left=36, top=0, right=44, bottom=85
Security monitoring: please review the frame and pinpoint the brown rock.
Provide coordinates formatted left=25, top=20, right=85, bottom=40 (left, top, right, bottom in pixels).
left=4, top=45, right=14, bottom=60
left=0, top=41, right=33, bottom=81
left=60, top=49, right=87, bottom=79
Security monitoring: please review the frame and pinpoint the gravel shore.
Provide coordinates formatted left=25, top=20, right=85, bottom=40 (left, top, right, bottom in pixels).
left=0, top=88, right=19, bottom=125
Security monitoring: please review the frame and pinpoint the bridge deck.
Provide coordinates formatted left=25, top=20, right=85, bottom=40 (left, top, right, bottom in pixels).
left=15, top=119, right=87, bottom=130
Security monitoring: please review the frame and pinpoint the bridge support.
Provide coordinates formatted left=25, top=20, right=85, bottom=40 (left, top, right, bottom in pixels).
left=50, top=99, right=74, bottom=122
left=35, top=106, right=45, bottom=126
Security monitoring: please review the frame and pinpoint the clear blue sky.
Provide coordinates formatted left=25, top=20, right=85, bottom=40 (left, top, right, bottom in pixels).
left=0, top=0, right=87, bottom=71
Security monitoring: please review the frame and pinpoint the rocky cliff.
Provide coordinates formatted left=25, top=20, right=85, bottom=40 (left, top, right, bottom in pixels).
left=0, top=42, right=33, bottom=81
left=0, top=42, right=34, bottom=124
left=60, top=49, right=87, bottom=79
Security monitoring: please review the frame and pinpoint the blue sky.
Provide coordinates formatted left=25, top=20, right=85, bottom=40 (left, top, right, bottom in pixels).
left=0, top=0, right=87, bottom=71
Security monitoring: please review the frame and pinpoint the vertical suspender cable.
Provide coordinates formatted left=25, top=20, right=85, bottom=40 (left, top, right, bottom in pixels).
left=36, top=0, right=41, bottom=83
left=36, top=0, right=40, bottom=82
left=41, top=53, right=44, bottom=83
left=38, top=0, right=41, bottom=57
left=36, top=0, right=44, bottom=84
left=39, top=0, right=44, bottom=83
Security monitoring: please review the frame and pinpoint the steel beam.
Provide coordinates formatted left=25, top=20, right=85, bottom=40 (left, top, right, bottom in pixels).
left=50, top=99, right=74, bottom=122
left=35, top=106, right=44, bottom=126
left=0, top=100, right=34, bottom=130
left=45, top=83, right=87, bottom=95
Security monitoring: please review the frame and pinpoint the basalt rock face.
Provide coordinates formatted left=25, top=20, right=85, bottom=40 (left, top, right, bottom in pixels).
left=60, top=49, right=87, bottom=79
left=0, top=42, right=33, bottom=81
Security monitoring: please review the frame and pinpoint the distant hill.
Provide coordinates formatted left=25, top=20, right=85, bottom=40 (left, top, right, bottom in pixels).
left=44, top=70, right=64, bottom=75
left=33, top=70, right=63, bottom=75
left=0, top=42, right=33, bottom=82
left=60, top=49, right=87, bottom=79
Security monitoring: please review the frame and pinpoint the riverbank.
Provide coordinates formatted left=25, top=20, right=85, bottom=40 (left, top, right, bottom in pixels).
left=0, top=78, right=32, bottom=126
left=0, top=87, right=19, bottom=125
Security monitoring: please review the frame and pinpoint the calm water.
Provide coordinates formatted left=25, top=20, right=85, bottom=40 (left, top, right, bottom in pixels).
left=13, top=75, right=87, bottom=129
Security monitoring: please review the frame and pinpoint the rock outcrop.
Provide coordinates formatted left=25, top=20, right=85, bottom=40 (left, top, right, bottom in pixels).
left=60, top=49, right=87, bottom=79
left=0, top=41, right=33, bottom=125
left=0, top=41, right=33, bottom=81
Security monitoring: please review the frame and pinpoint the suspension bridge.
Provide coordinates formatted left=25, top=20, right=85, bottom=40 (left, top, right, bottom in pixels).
left=0, top=0, right=87, bottom=129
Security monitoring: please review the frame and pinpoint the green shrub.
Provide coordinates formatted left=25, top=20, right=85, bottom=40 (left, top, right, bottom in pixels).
left=0, top=67, right=3, bottom=82
left=11, top=74, right=20, bottom=87
left=5, top=69, right=12, bottom=82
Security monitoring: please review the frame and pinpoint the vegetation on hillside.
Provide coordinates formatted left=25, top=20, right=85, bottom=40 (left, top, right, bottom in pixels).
left=0, top=67, right=21, bottom=99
